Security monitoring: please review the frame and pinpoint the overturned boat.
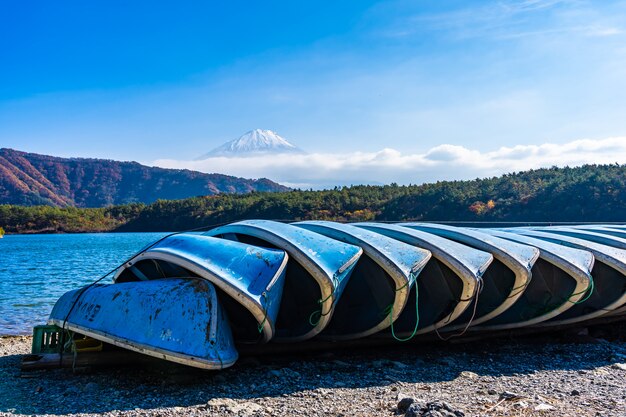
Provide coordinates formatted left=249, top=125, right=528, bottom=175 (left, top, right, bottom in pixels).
left=507, top=228, right=626, bottom=321
left=482, top=229, right=595, bottom=327
left=399, top=223, right=538, bottom=329
left=294, top=221, right=432, bottom=340
left=204, top=220, right=363, bottom=342
left=49, top=278, right=238, bottom=370
left=114, top=234, right=288, bottom=343
left=536, top=227, right=626, bottom=250
left=355, top=223, right=491, bottom=335
left=569, top=225, right=626, bottom=241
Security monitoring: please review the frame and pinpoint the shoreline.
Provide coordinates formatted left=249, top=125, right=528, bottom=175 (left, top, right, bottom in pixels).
left=1, top=324, right=625, bottom=416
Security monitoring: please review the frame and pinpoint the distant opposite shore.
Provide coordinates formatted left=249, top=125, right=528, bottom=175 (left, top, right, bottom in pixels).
left=1, top=164, right=626, bottom=234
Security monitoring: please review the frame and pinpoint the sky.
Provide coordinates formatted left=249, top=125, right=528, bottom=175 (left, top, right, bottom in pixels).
left=2, top=1, right=626, bottom=188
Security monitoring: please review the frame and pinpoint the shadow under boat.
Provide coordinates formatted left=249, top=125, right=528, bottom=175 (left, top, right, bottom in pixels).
left=354, top=222, right=491, bottom=336
left=114, top=234, right=288, bottom=343
left=506, top=228, right=626, bottom=320
left=481, top=229, right=595, bottom=327
left=293, top=221, right=432, bottom=340
left=204, top=220, right=363, bottom=342
left=48, top=278, right=238, bottom=370
left=399, top=223, right=541, bottom=330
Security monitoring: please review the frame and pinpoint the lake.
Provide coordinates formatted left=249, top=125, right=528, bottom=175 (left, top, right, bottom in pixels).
left=0, top=232, right=167, bottom=335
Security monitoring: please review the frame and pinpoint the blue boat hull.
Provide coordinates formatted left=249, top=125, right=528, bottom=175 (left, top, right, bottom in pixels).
left=294, top=221, right=432, bottom=340
left=205, top=220, right=363, bottom=342
left=114, top=234, right=288, bottom=343
left=505, top=228, right=626, bottom=321
left=49, top=278, right=238, bottom=369
left=355, top=223, right=491, bottom=335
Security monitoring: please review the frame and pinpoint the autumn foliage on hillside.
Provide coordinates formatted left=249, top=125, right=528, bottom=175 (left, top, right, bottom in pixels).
left=0, top=148, right=288, bottom=208
left=1, top=164, right=624, bottom=234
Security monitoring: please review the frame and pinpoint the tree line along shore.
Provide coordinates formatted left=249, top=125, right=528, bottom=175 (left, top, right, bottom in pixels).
left=1, top=164, right=625, bottom=234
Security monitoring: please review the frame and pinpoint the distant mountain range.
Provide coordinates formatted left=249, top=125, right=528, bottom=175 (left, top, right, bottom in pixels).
left=197, top=129, right=305, bottom=159
left=0, top=148, right=289, bottom=207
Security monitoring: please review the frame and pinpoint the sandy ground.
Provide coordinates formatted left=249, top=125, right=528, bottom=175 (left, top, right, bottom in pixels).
left=0, top=324, right=625, bottom=417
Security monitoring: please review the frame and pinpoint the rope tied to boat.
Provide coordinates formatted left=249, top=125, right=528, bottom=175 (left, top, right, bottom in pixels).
left=521, top=291, right=563, bottom=320
left=58, top=224, right=223, bottom=367
left=385, top=269, right=421, bottom=342
left=308, top=273, right=341, bottom=326
left=522, top=277, right=596, bottom=321
left=567, top=277, right=595, bottom=305
left=434, top=277, right=484, bottom=341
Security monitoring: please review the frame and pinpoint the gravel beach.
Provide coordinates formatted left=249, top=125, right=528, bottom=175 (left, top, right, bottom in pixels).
left=1, top=324, right=625, bottom=417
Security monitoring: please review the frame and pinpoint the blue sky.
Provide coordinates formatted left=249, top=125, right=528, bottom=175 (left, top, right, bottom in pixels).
left=2, top=1, right=626, bottom=186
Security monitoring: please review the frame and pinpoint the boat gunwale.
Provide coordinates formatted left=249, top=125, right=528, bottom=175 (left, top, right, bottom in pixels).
left=113, top=249, right=288, bottom=343
left=536, top=226, right=626, bottom=250
left=205, top=220, right=364, bottom=341
left=570, top=225, right=626, bottom=240
left=506, top=228, right=626, bottom=320
left=354, top=222, right=487, bottom=335
left=480, top=229, right=595, bottom=328
left=49, top=279, right=238, bottom=370
left=48, top=320, right=238, bottom=370
left=400, top=223, right=538, bottom=328
left=293, top=220, right=432, bottom=340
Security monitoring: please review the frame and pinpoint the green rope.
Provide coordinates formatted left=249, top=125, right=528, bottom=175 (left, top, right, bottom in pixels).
left=521, top=292, right=564, bottom=320
left=522, top=277, right=596, bottom=321
left=567, top=277, right=594, bottom=305
left=309, top=273, right=340, bottom=326
left=387, top=270, right=420, bottom=342
left=257, top=292, right=269, bottom=334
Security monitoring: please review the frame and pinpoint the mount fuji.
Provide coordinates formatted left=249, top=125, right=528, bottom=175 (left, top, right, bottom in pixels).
left=198, top=129, right=305, bottom=159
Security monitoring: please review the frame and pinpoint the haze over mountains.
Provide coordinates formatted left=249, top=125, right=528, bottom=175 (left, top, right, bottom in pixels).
left=0, top=148, right=288, bottom=207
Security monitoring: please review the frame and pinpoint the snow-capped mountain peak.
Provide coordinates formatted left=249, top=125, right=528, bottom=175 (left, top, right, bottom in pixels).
left=198, top=129, right=305, bottom=158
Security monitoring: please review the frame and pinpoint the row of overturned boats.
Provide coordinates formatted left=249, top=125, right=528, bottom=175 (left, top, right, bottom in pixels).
left=48, top=221, right=626, bottom=370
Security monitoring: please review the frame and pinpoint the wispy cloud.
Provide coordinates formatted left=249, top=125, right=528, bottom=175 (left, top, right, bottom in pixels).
left=152, top=137, right=626, bottom=189
left=377, top=0, right=624, bottom=42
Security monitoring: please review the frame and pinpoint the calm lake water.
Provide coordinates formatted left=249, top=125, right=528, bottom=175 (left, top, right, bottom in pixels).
left=0, top=233, right=167, bottom=335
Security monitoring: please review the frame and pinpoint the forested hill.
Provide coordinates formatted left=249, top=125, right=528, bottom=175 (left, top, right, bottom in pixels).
left=0, top=148, right=288, bottom=207
left=1, top=164, right=625, bottom=233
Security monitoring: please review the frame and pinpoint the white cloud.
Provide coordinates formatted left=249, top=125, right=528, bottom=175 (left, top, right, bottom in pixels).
left=152, top=137, right=626, bottom=189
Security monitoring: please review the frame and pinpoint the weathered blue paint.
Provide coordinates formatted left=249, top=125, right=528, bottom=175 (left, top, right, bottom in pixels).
left=49, top=279, right=238, bottom=369
left=505, top=228, right=626, bottom=319
left=401, top=223, right=538, bottom=328
left=205, top=220, right=363, bottom=341
left=294, top=221, right=432, bottom=339
left=355, top=222, right=491, bottom=335
left=113, top=234, right=288, bottom=343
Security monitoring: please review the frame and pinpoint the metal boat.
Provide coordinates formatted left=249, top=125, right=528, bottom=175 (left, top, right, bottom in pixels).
left=507, top=228, right=626, bottom=321
left=294, top=221, right=432, bottom=340
left=482, top=229, right=595, bottom=326
left=49, top=278, right=238, bottom=370
left=204, top=220, right=363, bottom=342
left=114, top=234, right=288, bottom=343
left=536, top=227, right=626, bottom=250
left=355, top=223, right=491, bottom=336
left=400, top=223, right=538, bottom=329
